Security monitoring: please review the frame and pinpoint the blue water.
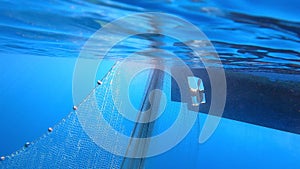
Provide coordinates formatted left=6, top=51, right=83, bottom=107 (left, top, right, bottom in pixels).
left=0, top=0, right=299, bottom=168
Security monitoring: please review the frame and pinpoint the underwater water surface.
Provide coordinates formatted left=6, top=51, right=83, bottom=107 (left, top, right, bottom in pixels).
left=0, top=0, right=299, bottom=168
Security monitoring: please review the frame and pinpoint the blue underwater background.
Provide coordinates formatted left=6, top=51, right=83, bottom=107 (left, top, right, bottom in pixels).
left=0, top=0, right=300, bottom=168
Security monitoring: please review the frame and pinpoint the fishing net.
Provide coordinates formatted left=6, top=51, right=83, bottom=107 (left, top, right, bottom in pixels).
left=0, top=62, right=201, bottom=169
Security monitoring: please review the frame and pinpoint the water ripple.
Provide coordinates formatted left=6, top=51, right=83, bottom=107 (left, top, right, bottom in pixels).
left=0, top=0, right=299, bottom=72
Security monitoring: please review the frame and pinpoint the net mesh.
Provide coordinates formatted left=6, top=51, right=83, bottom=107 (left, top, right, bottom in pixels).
left=0, top=62, right=201, bottom=169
